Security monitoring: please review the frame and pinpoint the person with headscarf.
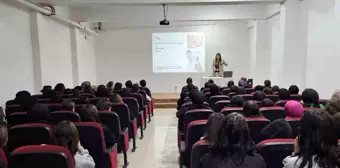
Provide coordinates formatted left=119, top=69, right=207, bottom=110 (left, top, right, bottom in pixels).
left=176, top=90, right=211, bottom=132
left=325, top=98, right=340, bottom=116
left=95, top=85, right=109, bottom=97
left=208, top=84, right=221, bottom=97
left=284, top=101, right=304, bottom=118
left=259, top=119, right=292, bottom=141
left=302, top=88, right=324, bottom=108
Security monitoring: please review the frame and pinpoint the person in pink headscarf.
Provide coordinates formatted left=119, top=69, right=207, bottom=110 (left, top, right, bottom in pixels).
left=285, top=100, right=304, bottom=118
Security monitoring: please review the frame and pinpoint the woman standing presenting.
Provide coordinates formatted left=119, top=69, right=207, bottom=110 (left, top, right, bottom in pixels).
left=212, top=53, right=228, bottom=77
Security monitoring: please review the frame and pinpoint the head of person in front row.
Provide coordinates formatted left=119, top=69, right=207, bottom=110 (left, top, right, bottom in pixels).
left=61, top=99, right=75, bottom=112
left=106, top=81, right=114, bottom=90
left=243, top=101, right=261, bottom=118
left=201, top=113, right=225, bottom=144
left=278, top=88, right=291, bottom=100
left=209, top=84, right=220, bottom=96
left=227, top=81, right=234, bottom=88
left=264, top=80, right=271, bottom=88
left=200, top=113, right=266, bottom=168
left=289, top=85, right=300, bottom=95
left=114, top=82, right=123, bottom=91
left=139, top=79, right=147, bottom=88
left=302, top=88, right=323, bottom=108
left=53, top=121, right=95, bottom=168
left=229, top=96, right=245, bottom=107
left=125, top=80, right=133, bottom=89
left=96, top=99, right=112, bottom=111
left=27, top=104, right=50, bottom=123
left=283, top=110, right=340, bottom=168
left=261, top=98, right=274, bottom=107
left=284, top=100, right=304, bottom=118
left=263, top=87, right=272, bottom=95
left=110, top=93, right=123, bottom=103
left=259, top=119, right=292, bottom=142
left=253, top=91, right=265, bottom=101
left=208, top=79, right=214, bottom=84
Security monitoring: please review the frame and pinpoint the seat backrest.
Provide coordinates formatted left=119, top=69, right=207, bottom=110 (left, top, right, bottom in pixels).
left=0, top=148, right=7, bottom=168
left=228, top=92, right=236, bottom=98
left=6, top=112, right=28, bottom=126
left=266, top=95, right=279, bottom=103
left=8, top=123, right=52, bottom=153
left=37, top=99, right=51, bottom=104
left=5, top=105, right=23, bottom=116
left=260, top=107, right=286, bottom=121
left=191, top=140, right=210, bottom=168
left=131, top=93, right=145, bottom=110
left=74, top=122, right=107, bottom=168
left=98, top=112, right=121, bottom=143
left=202, top=88, right=210, bottom=94
left=183, top=109, right=213, bottom=135
left=80, top=94, right=95, bottom=98
left=275, top=100, right=288, bottom=107
left=9, top=145, right=74, bottom=168
left=245, top=88, right=255, bottom=94
left=285, top=117, right=301, bottom=138
left=47, top=104, right=62, bottom=112
left=239, top=94, right=254, bottom=101
left=214, top=100, right=230, bottom=112
left=290, top=94, right=302, bottom=101
left=221, top=107, right=243, bottom=115
left=186, top=120, right=207, bottom=168
left=90, top=97, right=109, bottom=105
left=257, top=139, right=295, bottom=168
left=111, top=103, right=131, bottom=129
left=222, top=89, right=230, bottom=96
left=49, top=111, right=80, bottom=125
left=209, top=95, right=230, bottom=107
left=246, top=117, right=270, bottom=144
left=123, top=97, right=139, bottom=118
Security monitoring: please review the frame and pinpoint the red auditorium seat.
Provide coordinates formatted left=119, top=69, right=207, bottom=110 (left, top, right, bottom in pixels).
left=191, top=140, right=210, bottom=168
left=222, top=89, right=231, bottom=96
left=9, top=145, right=74, bottom=168
left=6, top=112, right=27, bottom=126
left=80, top=94, right=95, bottom=98
left=0, top=148, right=7, bottom=168
left=202, top=88, right=210, bottom=94
left=8, top=123, right=52, bottom=153
left=75, top=104, right=85, bottom=112
left=246, top=117, right=270, bottom=143
left=47, top=103, right=62, bottom=112
left=98, top=111, right=129, bottom=167
left=131, top=93, right=148, bottom=129
left=209, top=95, right=230, bottom=107
left=285, top=116, right=301, bottom=138
left=221, top=107, right=243, bottom=115
left=290, top=94, right=302, bottom=101
left=111, top=103, right=137, bottom=152
left=239, top=94, right=254, bottom=101
left=266, top=95, right=279, bottom=103
left=49, top=111, right=80, bottom=124
left=228, top=92, right=236, bottom=98
left=5, top=105, right=22, bottom=116
left=275, top=100, right=289, bottom=107
left=123, top=97, right=144, bottom=139
left=183, top=109, right=213, bottom=137
left=260, top=106, right=286, bottom=121
left=37, top=98, right=51, bottom=104
left=257, top=139, right=295, bottom=168
left=74, top=122, right=118, bottom=168
left=214, top=100, right=230, bottom=112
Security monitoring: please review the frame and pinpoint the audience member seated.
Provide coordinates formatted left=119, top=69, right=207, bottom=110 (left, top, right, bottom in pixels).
left=261, top=98, right=274, bottom=107
left=176, top=90, right=211, bottom=132
left=236, top=87, right=246, bottom=95
left=302, top=88, right=324, bottom=108
left=227, top=80, right=234, bottom=88
left=325, top=98, right=340, bottom=116
left=254, top=85, right=265, bottom=92
left=61, top=99, right=75, bottom=112
left=288, top=85, right=299, bottom=95
left=106, top=81, right=114, bottom=91
left=140, top=79, right=152, bottom=97
left=283, top=110, right=340, bottom=168
left=110, top=93, right=123, bottom=103
left=81, top=81, right=91, bottom=90
left=0, top=123, right=8, bottom=150
left=278, top=88, right=291, bottom=100
left=253, top=91, right=265, bottom=101
left=177, top=83, right=196, bottom=109
left=95, top=85, right=110, bottom=97
left=243, top=101, right=261, bottom=118
left=331, top=90, right=340, bottom=99
left=259, top=119, right=292, bottom=142
left=41, top=85, right=52, bottom=95
left=125, top=80, right=133, bottom=89
left=238, top=78, right=246, bottom=87
left=75, top=96, right=90, bottom=104
left=132, top=83, right=149, bottom=102
left=83, top=85, right=94, bottom=94
left=201, top=82, right=209, bottom=92
left=201, top=113, right=224, bottom=144
left=208, top=79, right=214, bottom=84
left=53, top=121, right=95, bottom=168
left=263, top=87, right=272, bottom=95
left=271, top=85, right=280, bottom=94
left=113, top=82, right=123, bottom=91
left=44, top=90, right=63, bottom=103
left=120, top=88, right=132, bottom=97
left=72, top=87, right=81, bottom=98
left=208, top=84, right=221, bottom=99
left=333, top=113, right=340, bottom=139
left=78, top=104, right=116, bottom=147
left=96, top=99, right=111, bottom=111
left=264, top=80, right=271, bottom=88
left=54, top=83, right=66, bottom=95
left=230, top=85, right=238, bottom=93
left=200, top=113, right=266, bottom=168
left=14, top=91, right=37, bottom=112
left=229, top=96, right=245, bottom=107
left=284, top=101, right=304, bottom=118
left=27, top=104, right=50, bottom=123
left=181, top=77, right=198, bottom=92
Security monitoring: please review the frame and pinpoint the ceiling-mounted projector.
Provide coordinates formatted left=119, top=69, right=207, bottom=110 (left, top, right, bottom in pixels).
left=160, top=4, right=169, bottom=26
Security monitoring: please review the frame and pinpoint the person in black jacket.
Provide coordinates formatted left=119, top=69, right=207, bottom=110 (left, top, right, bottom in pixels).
left=200, top=113, right=266, bottom=168
left=78, top=104, right=116, bottom=147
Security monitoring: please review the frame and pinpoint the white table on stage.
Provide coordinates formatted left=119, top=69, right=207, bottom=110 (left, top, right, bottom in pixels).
left=200, top=77, right=233, bottom=88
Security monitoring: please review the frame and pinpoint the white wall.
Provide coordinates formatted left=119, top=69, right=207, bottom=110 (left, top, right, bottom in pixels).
left=95, top=21, right=250, bottom=93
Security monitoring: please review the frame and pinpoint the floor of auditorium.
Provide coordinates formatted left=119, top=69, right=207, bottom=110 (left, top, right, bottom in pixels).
left=118, top=108, right=178, bottom=168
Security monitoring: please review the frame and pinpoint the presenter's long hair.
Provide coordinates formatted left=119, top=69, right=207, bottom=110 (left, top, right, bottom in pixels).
left=215, top=53, right=222, bottom=63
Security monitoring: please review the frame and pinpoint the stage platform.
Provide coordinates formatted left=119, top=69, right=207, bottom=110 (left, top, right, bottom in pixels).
left=153, top=93, right=179, bottom=109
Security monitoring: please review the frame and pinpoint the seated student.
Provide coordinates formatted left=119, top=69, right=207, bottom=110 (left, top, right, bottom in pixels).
left=78, top=105, right=116, bottom=147
left=302, top=88, right=324, bottom=108
left=201, top=113, right=224, bottom=144
left=27, top=104, right=50, bottom=123
left=110, top=93, right=123, bottom=103
left=278, top=88, right=291, bottom=100
left=243, top=101, right=261, bottom=118
left=288, top=85, right=299, bottom=95
left=200, top=113, right=266, bottom=168
left=177, top=83, right=196, bottom=109
left=208, top=84, right=221, bottom=99
left=230, top=85, right=239, bottom=93
left=227, top=80, right=234, bottom=88
left=325, top=98, right=340, bottom=116
left=253, top=91, right=265, bottom=101
left=229, top=96, right=245, bottom=107
left=54, top=83, right=66, bottom=95
left=125, top=80, right=133, bottom=89
left=113, top=82, right=123, bottom=91
left=208, top=79, right=214, bottom=84
left=119, top=88, right=132, bottom=98
left=14, top=91, right=38, bottom=111
left=333, top=113, right=340, bottom=139
left=261, top=98, right=274, bottom=107
left=81, top=81, right=91, bottom=90
left=139, top=79, right=152, bottom=98
left=75, top=96, right=90, bottom=104
left=83, top=85, right=94, bottom=94
left=61, top=100, right=75, bottom=112
left=53, top=121, right=95, bottom=168
left=95, top=85, right=109, bottom=97
left=254, top=85, right=265, bottom=92
left=43, top=90, right=63, bottom=103
left=176, top=90, right=211, bottom=132
left=41, top=85, right=52, bottom=94
left=263, top=87, right=272, bottom=95
left=283, top=110, right=340, bottom=168
left=236, top=87, right=246, bottom=95
left=106, top=81, right=114, bottom=91
left=264, top=80, right=271, bottom=88
left=181, top=77, right=198, bottom=92
left=285, top=101, right=304, bottom=118
left=259, top=119, right=292, bottom=141
left=72, top=88, right=82, bottom=98
left=271, top=85, right=280, bottom=94
left=131, top=83, right=149, bottom=102
left=0, top=123, right=8, bottom=150
left=201, top=82, right=209, bottom=92
left=96, top=99, right=111, bottom=111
